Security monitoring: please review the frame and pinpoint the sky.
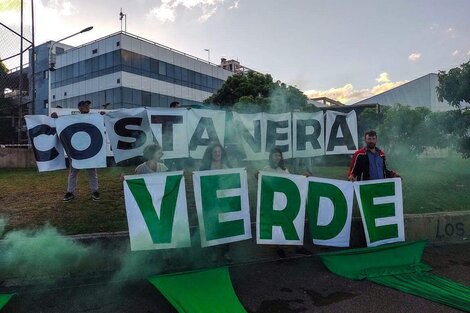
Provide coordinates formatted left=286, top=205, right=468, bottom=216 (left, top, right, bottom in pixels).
left=1, top=0, right=470, bottom=104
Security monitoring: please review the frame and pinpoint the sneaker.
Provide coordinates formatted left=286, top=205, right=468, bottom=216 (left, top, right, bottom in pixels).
left=63, top=192, right=75, bottom=202
left=91, top=191, right=100, bottom=201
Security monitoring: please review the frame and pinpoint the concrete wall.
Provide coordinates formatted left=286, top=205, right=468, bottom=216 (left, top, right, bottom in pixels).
left=0, top=148, right=36, bottom=168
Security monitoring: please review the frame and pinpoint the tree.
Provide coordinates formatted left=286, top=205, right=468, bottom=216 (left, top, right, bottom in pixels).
left=204, top=71, right=307, bottom=112
left=0, top=60, right=8, bottom=98
left=436, top=60, right=470, bottom=108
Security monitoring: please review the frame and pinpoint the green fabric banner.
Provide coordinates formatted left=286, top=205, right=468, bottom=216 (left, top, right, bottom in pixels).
left=319, top=241, right=470, bottom=312
left=149, top=267, right=247, bottom=313
left=0, top=294, right=14, bottom=311
left=370, top=272, right=470, bottom=312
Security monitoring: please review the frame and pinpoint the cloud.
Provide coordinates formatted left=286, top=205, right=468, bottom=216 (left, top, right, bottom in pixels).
left=408, top=52, right=421, bottom=61
left=376, top=72, right=390, bottom=83
left=198, top=6, right=217, bottom=22
left=148, top=3, right=176, bottom=22
left=148, top=0, right=226, bottom=23
left=51, top=0, right=77, bottom=16
left=228, top=0, right=239, bottom=9
left=303, top=73, right=407, bottom=104
left=467, top=50, right=470, bottom=56
left=452, top=50, right=459, bottom=56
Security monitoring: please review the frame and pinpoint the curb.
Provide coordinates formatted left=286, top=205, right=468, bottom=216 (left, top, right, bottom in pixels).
left=67, top=211, right=470, bottom=245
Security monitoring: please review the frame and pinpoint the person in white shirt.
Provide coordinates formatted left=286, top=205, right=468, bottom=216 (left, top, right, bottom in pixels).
left=263, top=146, right=289, bottom=174
left=135, top=143, right=168, bottom=174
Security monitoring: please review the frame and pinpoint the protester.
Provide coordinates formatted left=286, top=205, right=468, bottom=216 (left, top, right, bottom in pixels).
left=263, top=146, right=289, bottom=174
left=260, top=146, right=311, bottom=258
left=199, top=142, right=231, bottom=171
left=199, top=142, right=232, bottom=263
left=51, top=100, right=102, bottom=202
left=348, top=130, right=400, bottom=181
left=135, top=144, right=168, bottom=174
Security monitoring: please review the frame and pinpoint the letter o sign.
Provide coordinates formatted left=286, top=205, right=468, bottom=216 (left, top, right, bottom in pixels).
left=59, top=123, right=103, bottom=160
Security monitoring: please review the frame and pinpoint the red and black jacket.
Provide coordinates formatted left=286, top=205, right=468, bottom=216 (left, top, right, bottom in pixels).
left=348, top=147, right=397, bottom=181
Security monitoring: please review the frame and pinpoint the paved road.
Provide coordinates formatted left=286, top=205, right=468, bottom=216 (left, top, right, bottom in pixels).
left=2, top=243, right=469, bottom=313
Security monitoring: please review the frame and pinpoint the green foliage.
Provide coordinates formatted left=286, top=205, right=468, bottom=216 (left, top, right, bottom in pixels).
left=377, top=105, right=433, bottom=157
left=436, top=60, right=470, bottom=108
left=358, top=104, right=470, bottom=159
left=0, top=60, right=7, bottom=75
left=0, top=60, right=8, bottom=97
left=357, top=106, right=388, bottom=137
left=204, top=71, right=307, bottom=112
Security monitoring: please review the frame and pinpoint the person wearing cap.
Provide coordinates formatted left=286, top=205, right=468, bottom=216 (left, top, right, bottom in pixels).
left=51, top=100, right=102, bottom=202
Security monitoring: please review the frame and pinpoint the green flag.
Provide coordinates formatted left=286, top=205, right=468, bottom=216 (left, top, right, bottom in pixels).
left=319, top=241, right=470, bottom=312
left=0, top=294, right=14, bottom=311
left=149, top=267, right=247, bottom=313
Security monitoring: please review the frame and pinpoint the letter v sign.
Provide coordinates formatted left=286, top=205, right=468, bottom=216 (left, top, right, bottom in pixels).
left=124, top=172, right=191, bottom=251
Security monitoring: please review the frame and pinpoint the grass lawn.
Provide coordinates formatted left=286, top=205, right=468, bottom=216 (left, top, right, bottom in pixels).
left=1, top=156, right=469, bottom=235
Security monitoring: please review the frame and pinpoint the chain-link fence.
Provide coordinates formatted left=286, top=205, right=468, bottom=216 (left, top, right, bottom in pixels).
left=0, top=0, right=33, bottom=145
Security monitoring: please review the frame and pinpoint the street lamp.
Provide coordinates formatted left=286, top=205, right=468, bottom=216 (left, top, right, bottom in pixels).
left=48, top=26, right=93, bottom=114
left=204, top=48, right=210, bottom=63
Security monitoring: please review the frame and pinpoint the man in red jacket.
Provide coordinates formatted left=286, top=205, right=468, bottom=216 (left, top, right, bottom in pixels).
left=348, top=130, right=400, bottom=181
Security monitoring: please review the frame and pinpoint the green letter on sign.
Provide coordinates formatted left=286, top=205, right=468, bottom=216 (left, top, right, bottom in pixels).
left=124, top=172, right=191, bottom=251
left=306, top=178, right=353, bottom=247
left=127, top=175, right=182, bottom=244
left=193, top=168, right=252, bottom=247
left=257, top=172, right=307, bottom=245
left=354, top=178, right=405, bottom=247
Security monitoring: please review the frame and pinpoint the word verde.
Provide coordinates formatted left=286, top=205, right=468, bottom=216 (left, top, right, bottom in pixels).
left=123, top=169, right=404, bottom=251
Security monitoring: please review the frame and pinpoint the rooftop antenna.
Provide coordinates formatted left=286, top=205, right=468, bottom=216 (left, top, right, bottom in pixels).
left=119, top=8, right=127, bottom=32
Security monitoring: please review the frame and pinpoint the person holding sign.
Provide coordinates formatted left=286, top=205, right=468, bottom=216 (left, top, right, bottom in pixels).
left=199, top=142, right=233, bottom=262
left=261, top=147, right=311, bottom=258
left=348, top=130, right=400, bottom=181
left=199, top=142, right=231, bottom=171
left=51, top=100, right=103, bottom=202
left=263, top=146, right=290, bottom=174
left=135, top=144, right=168, bottom=174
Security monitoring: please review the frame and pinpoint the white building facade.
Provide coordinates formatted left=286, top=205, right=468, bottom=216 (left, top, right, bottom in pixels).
left=354, top=73, right=469, bottom=112
left=50, top=32, right=233, bottom=110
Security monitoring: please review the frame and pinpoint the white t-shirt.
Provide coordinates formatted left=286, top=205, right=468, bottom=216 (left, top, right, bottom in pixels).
left=262, top=165, right=289, bottom=174
left=135, top=162, right=168, bottom=174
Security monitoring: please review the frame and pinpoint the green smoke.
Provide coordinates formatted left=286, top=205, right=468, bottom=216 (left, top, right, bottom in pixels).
left=0, top=219, right=95, bottom=280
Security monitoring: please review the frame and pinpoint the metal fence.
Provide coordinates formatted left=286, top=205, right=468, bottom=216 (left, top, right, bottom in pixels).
left=0, top=0, right=34, bottom=145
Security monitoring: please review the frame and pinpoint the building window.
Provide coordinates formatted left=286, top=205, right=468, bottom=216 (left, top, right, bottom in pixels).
left=52, top=95, right=55, bottom=99
left=92, top=48, right=98, bottom=54
left=43, top=70, right=48, bottom=79
left=116, top=41, right=120, bottom=47
left=56, top=47, right=64, bottom=54
left=117, top=78, right=120, bottom=84
left=64, top=92, right=67, bottom=96
left=43, top=99, right=48, bottom=109
left=158, top=61, right=166, bottom=75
